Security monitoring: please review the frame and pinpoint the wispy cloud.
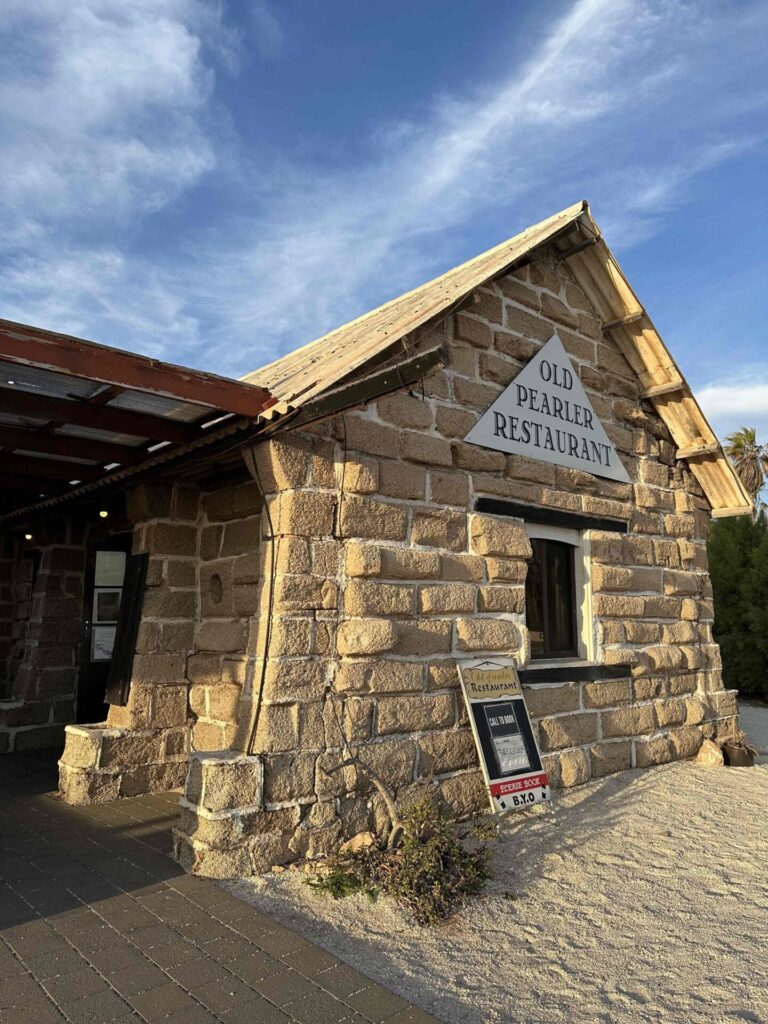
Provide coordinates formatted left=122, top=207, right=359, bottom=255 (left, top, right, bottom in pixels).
left=0, top=1, right=220, bottom=225
left=595, top=138, right=764, bottom=247
left=698, top=371, right=768, bottom=442
left=0, top=0, right=765, bottom=375
left=249, top=0, right=284, bottom=58
left=185, top=0, right=766, bottom=373
left=0, top=0, right=228, bottom=343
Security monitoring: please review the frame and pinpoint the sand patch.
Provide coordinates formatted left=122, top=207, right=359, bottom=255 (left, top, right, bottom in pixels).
left=228, top=756, right=768, bottom=1024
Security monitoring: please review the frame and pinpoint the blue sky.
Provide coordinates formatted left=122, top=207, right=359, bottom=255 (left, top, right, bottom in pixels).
left=0, top=0, right=766, bottom=445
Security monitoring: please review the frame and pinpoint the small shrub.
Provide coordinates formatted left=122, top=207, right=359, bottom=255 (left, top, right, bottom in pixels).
left=306, top=799, right=497, bottom=926
left=306, top=864, right=376, bottom=902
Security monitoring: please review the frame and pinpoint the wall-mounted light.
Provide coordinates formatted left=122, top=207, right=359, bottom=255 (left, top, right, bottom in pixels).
left=24, top=533, right=32, bottom=541
left=99, top=510, right=109, bottom=519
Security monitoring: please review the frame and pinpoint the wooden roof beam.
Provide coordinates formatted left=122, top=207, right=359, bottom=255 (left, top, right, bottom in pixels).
left=602, top=312, right=644, bottom=331
left=1, top=452, right=104, bottom=482
left=0, top=387, right=194, bottom=443
left=641, top=380, right=685, bottom=399
left=0, top=319, right=275, bottom=418
left=711, top=505, right=754, bottom=518
left=285, top=344, right=449, bottom=429
left=675, top=442, right=721, bottom=460
left=555, top=235, right=601, bottom=261
left=0, top=425, right=148, bottom=465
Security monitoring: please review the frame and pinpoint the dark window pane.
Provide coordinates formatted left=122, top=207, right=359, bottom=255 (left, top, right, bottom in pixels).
left=545, top=540, right=576, bottom=655
left=525, top=537, right=578, bottom=659
left=525, top=539, right=545, bottom=657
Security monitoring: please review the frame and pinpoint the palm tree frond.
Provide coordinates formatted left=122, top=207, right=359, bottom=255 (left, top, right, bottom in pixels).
left=724, top=426, right=767, bottom=503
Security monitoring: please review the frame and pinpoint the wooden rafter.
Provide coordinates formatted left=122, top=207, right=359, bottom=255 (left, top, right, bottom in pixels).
left=555, top=235, right=600, bottom=261
left=602, top=312, right=644, bottom=331
left=0, top=425, right=147, bottom=465
left=675, top=442, right=721, bottom=460
left=1, top=453, right=103, bottom=482
left=0, top=387, right=194, bottom=443
left=712, top=506, right=754, bottom=518
left=563, top=228, right=753, bottom=516
left=88, top=385, right=125, bottom=406
left=641, top=380, right=685, bottom=399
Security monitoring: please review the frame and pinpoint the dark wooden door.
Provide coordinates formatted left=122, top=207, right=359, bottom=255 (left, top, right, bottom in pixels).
left=77, top=533, right=132, bottom=724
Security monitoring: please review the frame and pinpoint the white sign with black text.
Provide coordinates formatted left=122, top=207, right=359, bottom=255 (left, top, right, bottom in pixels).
left=465, top=333, right=630, bottom=482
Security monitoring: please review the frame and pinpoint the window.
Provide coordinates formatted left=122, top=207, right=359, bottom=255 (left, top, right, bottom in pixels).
left=525, top=525, right=593, bottom=662
left=91, top=549, right=127, bottom=662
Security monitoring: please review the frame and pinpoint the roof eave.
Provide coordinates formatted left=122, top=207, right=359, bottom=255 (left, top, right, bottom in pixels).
left=564, top=208, right=753, bottom=517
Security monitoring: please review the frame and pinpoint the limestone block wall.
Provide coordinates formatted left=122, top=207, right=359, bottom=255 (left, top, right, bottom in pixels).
left=59, top=477, right=264, bottom=803
left=177, top=241, right=736, bottom=875
left=189, top=476, right=262, bottom=752
left=60, top=483, right=198, bottom=801
left=1, top=521, right=86, bottom=753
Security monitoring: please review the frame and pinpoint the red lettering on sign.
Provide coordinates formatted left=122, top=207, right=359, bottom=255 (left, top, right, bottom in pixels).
left=490, top=773, right=548, bottom=797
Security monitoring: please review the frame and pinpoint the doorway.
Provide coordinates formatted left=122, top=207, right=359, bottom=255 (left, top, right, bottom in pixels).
left=77, top=533, right=132, bottom=724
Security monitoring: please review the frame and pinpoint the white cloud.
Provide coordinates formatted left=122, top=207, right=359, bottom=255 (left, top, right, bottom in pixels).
left=0, top=0, right=228, bottom=345
left=185, top=0, right=765, bottom=374
left=595, top=138, right=764, bottom=247
left=697, top=374, right=768, bottom=506
left=698, top=381, right=768, bottom=419
left=697, top=373, right=768, bottom=444
left=0, top=1, right=220, bottom=225
left=249, top=0, right=284, bottom=58
left=0, top=243, right=202, bottom=357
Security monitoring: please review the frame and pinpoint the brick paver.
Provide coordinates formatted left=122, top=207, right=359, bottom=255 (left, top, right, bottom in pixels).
left=0, top=751, right=440, bottom=1024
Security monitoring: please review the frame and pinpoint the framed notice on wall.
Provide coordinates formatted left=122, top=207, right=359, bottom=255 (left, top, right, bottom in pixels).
left=458, top=658, right=550, bottom=814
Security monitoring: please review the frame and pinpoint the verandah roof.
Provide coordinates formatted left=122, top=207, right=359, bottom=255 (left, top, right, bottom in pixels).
left=0, top=320, right=275, bottom=518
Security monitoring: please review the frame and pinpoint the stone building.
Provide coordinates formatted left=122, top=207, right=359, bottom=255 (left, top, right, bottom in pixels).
left=0, top=201, right=752, bottom=877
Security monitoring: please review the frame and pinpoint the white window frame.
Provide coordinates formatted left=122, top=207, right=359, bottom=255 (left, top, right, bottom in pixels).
left=524, top=522, right=595, bottom=666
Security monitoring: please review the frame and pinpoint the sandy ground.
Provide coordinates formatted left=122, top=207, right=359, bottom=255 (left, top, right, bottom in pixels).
left=229, top=705, right=768, bottom=1024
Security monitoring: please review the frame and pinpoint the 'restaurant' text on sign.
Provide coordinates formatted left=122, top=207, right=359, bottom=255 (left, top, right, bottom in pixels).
left=464, top=334, right=630, bottom=482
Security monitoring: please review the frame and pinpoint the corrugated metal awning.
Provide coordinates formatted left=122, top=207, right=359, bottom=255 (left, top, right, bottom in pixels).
left=0, top=319, right=276, bottom=518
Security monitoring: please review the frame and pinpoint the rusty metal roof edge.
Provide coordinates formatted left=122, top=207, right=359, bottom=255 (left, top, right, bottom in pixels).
left=0, top=343, right=452, bottom=525
left=0, top=317, right=277, bottom=418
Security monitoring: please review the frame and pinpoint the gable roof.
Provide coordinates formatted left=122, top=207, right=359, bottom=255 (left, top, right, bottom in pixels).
left=243, top=202, right=584, bottom=413
left=243, top=200, right=751, bottom=517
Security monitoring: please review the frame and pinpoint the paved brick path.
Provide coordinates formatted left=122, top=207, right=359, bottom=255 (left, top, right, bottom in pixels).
left=0, top=752, right=440, bottom=1024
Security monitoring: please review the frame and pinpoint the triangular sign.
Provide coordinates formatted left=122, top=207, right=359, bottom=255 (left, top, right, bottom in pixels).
left=465, top=334, right=630, bottom=482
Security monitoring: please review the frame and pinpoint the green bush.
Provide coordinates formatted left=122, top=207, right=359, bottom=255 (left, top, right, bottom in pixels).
left=708, top=510, right=768, bottom=699
left=306, top=799, right=497, bottom=926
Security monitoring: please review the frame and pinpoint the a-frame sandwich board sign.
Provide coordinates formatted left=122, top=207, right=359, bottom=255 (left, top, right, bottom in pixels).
left=465, top=334, right=630, bottom=483
left=458, top=658, right=550, bottom=814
